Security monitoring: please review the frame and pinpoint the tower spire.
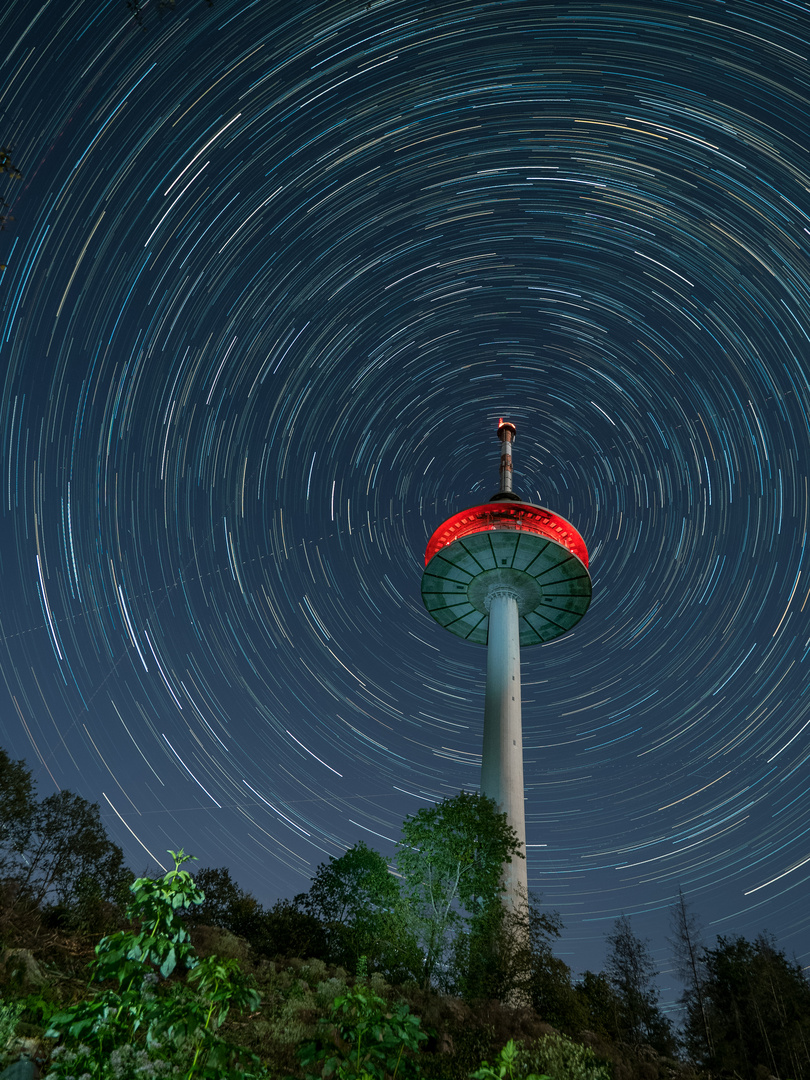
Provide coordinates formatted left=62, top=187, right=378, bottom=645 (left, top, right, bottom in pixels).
left=490, top=418, right=521, bottom=501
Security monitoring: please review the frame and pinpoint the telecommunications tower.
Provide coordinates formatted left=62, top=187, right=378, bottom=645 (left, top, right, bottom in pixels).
left=421, top=420, right=592, bottom=908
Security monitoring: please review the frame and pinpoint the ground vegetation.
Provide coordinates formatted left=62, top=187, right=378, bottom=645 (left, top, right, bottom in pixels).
left=2, top=747, right=809, bottom=1079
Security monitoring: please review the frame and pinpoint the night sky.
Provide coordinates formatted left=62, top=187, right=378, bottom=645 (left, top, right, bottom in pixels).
left=1, top=0, right=809, bottom=1004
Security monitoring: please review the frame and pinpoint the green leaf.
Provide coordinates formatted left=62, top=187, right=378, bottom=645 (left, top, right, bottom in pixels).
left=159, top=945, right=177, bottom=978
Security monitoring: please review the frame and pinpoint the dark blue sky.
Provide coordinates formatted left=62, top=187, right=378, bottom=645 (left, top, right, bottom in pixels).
left=1, top=0, right=809, bottom=1007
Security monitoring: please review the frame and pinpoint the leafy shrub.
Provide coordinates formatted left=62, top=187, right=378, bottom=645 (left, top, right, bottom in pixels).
left=419, top=1022, right=496, bottom=1080
left=0, top=996, right=23, bottom=1059
left=301, top=960, right=328, bottom=982
left=298, top=980, right=427, bottom=1079
left=470, top=1039, right=550, bottom=1080
left=49, top=1041, right=175, bottom=1079
left=43, top=850, right=268, bottom=1079
left=316, top=976, right=349, bottom=1007
left=271, top=987, right=320, bottom=1047
left=516, top=1033, right=612, bottom=1080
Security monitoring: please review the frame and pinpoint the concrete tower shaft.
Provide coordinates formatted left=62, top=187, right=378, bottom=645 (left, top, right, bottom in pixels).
left=481, top=586, right=526, bottom=903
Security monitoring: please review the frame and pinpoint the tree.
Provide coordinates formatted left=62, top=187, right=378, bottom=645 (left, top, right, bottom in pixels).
left=528, top=937, right=588, bottom=1032
left=0, top=748, right=36, bottom=876
left=0, top=147, right=21, bottom=270
left=301, top=841, right=414, bottom=977
left=0, top=747, right=132, bottom=926
left=0, top=148, right=22, bottom=180
left=185, top=865, right=331, bottom=962
left=25, top=789, right=132, bottom=910
left=669, top=888, right=712, bottom=1059
left=575, top=970, right=623, bottom=1039
left=605, top=914, right=672, bottom=1052
left=451, top=892, right=572, bottom=1010
left=450, top=895, right=516, bottom=1002
left=693, top=933, right=810, bottom=1078
left=256, top=897, right=327, bottom=962
left=396, top=791, right=523, bottom=989
left=189, top=865, right=262, bottom=937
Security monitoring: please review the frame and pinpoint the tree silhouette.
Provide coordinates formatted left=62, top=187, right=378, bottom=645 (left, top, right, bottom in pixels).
left=0, top=148, right=22, bottom=180
left=605, top=913, right=673, bottom=1052
left=0, top=147, right=21, bottom=270
left=669, top=887, right=712, bottom=1059
left=0, top=746, right=133, bottom=931
left=694, top=933, right=810, bottom=1078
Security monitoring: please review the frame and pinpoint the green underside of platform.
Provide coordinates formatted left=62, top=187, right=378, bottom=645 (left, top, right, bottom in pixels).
left=421, top=529, right=591, bottom=645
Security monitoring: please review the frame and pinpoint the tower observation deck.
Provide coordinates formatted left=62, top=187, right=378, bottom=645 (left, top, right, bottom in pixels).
left=420, top=420, right=592, bottom=909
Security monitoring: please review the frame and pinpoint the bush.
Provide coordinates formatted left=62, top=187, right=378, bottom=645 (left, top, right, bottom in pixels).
left=298, top=979, right=427, bottom=1079
left=517, top=1033, right=612, bottom=1080
left=0, top=996, right=23, bottom=1061
left=471, top=1038, right=550, bottom=1080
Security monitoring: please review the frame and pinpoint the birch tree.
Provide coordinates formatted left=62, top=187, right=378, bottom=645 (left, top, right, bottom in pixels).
left=396, top=791, right=522, bottom=989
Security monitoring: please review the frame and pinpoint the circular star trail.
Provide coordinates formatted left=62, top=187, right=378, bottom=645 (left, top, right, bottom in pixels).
left=1, top=0, right=809, bottom=994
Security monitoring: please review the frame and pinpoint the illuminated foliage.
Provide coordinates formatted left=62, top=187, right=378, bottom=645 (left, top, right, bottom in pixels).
left=396, top=792, right=523, bottom=990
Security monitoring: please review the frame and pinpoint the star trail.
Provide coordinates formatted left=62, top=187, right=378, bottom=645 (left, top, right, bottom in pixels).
left=1, top=0, right=809, bottom=994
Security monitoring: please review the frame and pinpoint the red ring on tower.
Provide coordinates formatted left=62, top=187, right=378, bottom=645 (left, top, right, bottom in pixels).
left=424, top=501, right=589, bottom=568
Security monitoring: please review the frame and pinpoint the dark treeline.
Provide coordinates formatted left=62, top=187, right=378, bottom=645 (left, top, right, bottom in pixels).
left=2, top=744, right=810, bottom=1078
left=0, top=748, right=133, bottom=933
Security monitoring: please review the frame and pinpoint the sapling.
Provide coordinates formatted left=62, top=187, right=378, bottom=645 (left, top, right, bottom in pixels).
left=44, top=850, right=267, bottom=1079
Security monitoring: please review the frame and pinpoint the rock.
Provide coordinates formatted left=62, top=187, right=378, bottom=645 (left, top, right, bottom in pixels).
left=0, top=1057, right=39, bottom=1079
left=0, top=950, right=46, bottom=991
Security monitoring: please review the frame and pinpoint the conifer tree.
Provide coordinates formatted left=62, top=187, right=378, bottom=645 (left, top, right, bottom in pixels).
left=669, top=888, right=712, bottom=1059
left=695, top=933, right=810, bottom=1078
